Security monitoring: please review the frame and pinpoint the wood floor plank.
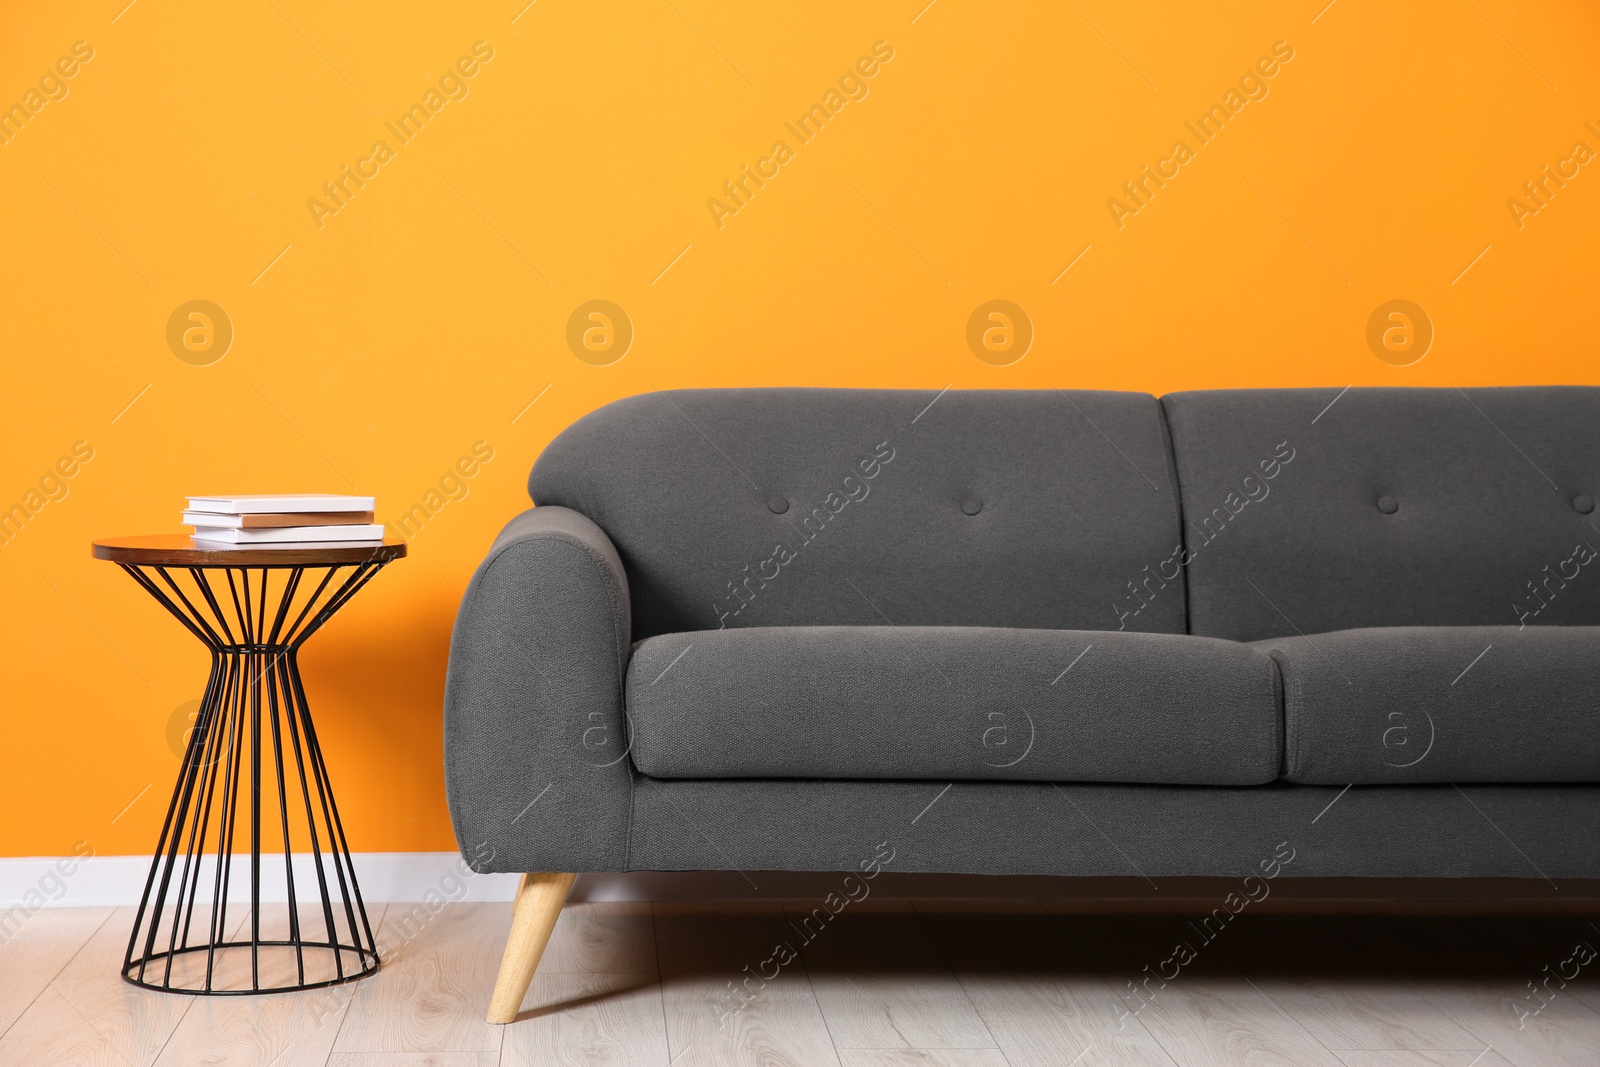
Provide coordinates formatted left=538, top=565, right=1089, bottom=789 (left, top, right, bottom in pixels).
left=0, top=977, right=193, bottom=1067
left=916, top=901, right=1178, bottom=1067
left=836, top=1050, right=1013, bottom=1067
left=327, top=1054, right=499, bottom=1066
left=1119, top=972, right=1350, bottom=1067
left=1443, top=913, right=1600, bottom=1019
left=1196, top=908, right=1484, bottom=1052
left=6, top=900, right=1595, bottom=1067
left=1314, top=913, right=1600, bottom=1067
left=62, top=901, right=258, bottom=986
left=537, top=902, right=658, bottom=974
left=148, top=903, right=387, bottom=1067
left=334, top=902, right=505, bottom=1054
left=57, top=904, right=147, bottom=981
left=150, top=987, right=339, bottom=1067
left=1046, top=904, right=1347, bottom=1067
left=500, top=972, right=668, bottom=1067
left=0, top=907, right=111, bottom=1037
left=1334, top=1051, right=1517, bottom=1066
left=785, top=899, right=994, bottom=1051
left=653, top=901, right=843, bottom=1067
left=0, top=903, right=269, bottom=1067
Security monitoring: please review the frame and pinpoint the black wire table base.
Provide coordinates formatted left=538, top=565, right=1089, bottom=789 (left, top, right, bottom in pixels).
left=115, top=558, right=393, bottom=995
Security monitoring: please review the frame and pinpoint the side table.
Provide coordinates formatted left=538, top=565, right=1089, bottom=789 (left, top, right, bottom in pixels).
left=92, top=535, right=405, bottom=995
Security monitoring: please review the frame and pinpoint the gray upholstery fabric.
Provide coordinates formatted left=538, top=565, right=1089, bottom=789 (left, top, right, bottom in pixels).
left=1259, top=626, right=1600, bottom=785
left=627, top=626, right=1281, bottom=785
left=442, top=386, right=1600, bottom=882
left=443, top=507, right=635, bottom=874
left=530, top=388, right=1186, bottom=639
left=624, top=778, right=1600, bottom=878
left=1162, top=386, right=1600, bottom=641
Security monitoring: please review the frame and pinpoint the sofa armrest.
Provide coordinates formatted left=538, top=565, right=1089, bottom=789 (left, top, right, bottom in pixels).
left=444, top=506, right=633, bottom=873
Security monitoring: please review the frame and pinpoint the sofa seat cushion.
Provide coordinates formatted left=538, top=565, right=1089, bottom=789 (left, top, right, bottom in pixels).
left=1258, top=626, right=1600, bottom=784
left=626, top=626, right=1281, bottom=784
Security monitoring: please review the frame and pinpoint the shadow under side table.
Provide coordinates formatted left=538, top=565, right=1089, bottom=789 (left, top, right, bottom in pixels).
left=93, top=535, right=405, bottom=995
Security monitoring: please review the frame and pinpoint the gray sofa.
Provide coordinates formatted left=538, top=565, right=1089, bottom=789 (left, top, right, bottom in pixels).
left=444, top=385, right=1600, bottom=1020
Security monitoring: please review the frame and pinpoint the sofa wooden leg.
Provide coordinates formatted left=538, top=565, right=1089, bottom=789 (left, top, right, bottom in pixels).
left=486, top=871, right=577, bottom=1023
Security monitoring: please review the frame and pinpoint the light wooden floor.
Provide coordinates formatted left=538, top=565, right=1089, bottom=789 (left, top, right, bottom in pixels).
left=1, top=897, right=1596, bottom=1066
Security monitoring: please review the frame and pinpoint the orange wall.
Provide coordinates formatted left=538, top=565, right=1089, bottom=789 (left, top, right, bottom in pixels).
left=2, top=1, right=1598, bottom=858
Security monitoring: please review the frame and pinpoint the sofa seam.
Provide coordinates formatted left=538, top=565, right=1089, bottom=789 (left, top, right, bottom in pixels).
left=625, top=770, right=637, bottom=872
left=1156, top=396, right=1195, bottom=636
left=1262, top=648, right=1287, bottom=783
left=1261, top=647, right=1303, bottom=781
left=1295, top=656, right=1305, bottom=781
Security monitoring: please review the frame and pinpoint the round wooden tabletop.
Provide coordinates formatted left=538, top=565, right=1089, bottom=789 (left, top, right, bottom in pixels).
left=92, top=535, right=407, bottom=566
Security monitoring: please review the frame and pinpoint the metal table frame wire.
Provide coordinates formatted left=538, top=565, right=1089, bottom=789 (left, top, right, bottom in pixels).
left=115, top=558, right=389, bottom=994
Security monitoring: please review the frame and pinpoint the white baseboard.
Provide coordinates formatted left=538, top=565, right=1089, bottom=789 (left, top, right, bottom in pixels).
left=0, top=853, right=521, bottom=910
left=0, top=854, right=927, bottom=911
left=0, top=855, right=955, bottom=909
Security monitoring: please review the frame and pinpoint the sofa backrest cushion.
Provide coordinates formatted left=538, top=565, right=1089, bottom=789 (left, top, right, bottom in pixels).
left=531, top=388, right=1187, bottom=640
left=1162, top=386, right=1600, bottom=641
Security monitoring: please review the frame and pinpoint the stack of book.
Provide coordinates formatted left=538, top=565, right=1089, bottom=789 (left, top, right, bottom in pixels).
left=184, top=494, right=382, bottom=545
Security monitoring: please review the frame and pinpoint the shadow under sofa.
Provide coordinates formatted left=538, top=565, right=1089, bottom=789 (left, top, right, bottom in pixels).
left=443, top=385, right=1600, bottom=1022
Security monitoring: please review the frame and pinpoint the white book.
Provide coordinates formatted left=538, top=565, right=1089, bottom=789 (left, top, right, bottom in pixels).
left=186, top=493, right=376, bottom=515
left=182, top=510, right=376, bottom=529
left=191, top=524, right=386, bottom=544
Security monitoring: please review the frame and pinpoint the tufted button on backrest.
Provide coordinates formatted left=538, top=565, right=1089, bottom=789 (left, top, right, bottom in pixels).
left=532, top=388, right=1185, bottom=640
left=1163, top=386, right=1600, bottom=640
